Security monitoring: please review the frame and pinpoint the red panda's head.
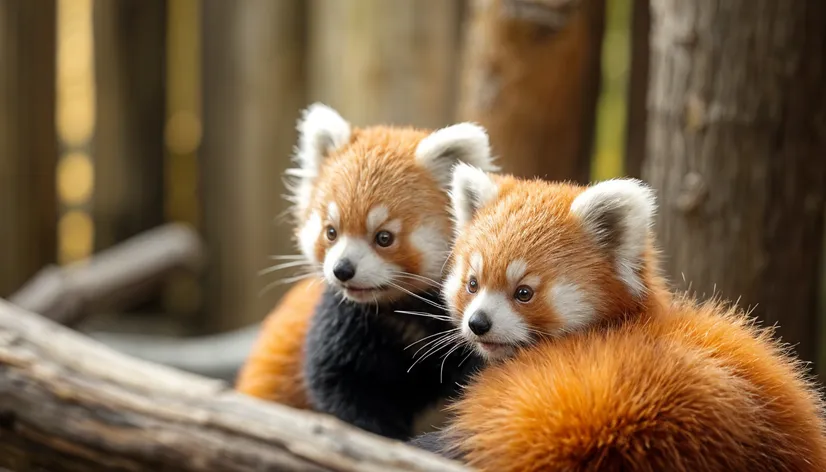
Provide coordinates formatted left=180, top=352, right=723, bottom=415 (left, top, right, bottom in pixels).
left=444, top=164, right=659, bottom=361
left=286, top=104, right=498, bottom=304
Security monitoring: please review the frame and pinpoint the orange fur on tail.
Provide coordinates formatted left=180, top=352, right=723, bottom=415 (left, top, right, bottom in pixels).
left=446, top=296, right=826, bottom=472
left=235, top=278, right=324, bottom=409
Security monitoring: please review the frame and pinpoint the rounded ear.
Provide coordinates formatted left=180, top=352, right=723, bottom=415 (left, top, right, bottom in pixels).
left=285, top=103, right=351, bottom=213
left=293, top=103, right=351, bottom=176
left=449, top=163, right=499, bottom=233
left=415, top=123, right=500, bottom=188
left=570, top=178, right=656, bottom=297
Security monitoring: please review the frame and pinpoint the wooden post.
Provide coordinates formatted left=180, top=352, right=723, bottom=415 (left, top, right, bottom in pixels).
left=458, top=0, right=606, bottom=181
left=92, top=0, right=167, bottom=251
left=643, top=0, right=826, bottom=365
left=623, top=0, right=649, bottom=178
left=0, top=0, right=58, bottom=296
left=308, top=0, right=462, bottom=129
left=200, top=0, right=306, bottom=332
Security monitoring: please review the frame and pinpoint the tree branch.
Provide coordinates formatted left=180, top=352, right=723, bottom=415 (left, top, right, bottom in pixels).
left=8, top=223, right=205, bottom=326
left=0, top=300, right=468, bottom=472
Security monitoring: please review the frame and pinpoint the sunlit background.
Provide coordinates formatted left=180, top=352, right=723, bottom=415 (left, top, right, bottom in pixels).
left=1, top=0, right=824, bottom=381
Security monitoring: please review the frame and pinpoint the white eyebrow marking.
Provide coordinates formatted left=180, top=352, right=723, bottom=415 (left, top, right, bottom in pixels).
left=383, top=219, right=402, bottom=234
left=506, top=259, right=528, bottom=285
left=328, top=202, right=340, bottom=226
left=366, top=205, right=389, bottom=234
left=520, top=275, right=541, bottom=287
left=470, top=252, right=483, bottom=277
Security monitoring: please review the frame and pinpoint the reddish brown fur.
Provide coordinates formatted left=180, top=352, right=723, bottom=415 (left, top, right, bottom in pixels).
left=302, top=126, right=453, bottom=276
left=450, top=175, right=664, bottom=335
left=444, top=176, right=826, bottom=471
left=238, top=125, right=456, bottom=406
left=235, top=278, right=322, bottom=409
left=446, top=296, right=826, bottom=471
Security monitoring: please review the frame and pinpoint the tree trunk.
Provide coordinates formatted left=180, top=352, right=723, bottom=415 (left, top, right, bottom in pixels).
left=458, top=0, right=605, bottom=182
left=0, top=300, right=466, bottom=472
left=624, top=0, right=650, bottom=178
left=200, top=0, right=306, bottom=332
left=643, top=1, right=826, bottom=366
left=308, top=0, right=462, bottom=129
left=0, top=0, right=57, bottom=296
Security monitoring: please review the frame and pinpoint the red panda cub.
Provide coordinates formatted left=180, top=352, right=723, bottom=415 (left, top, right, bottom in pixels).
left=237, top=104, right=492, bottom=440
left=410, top=164, right=826, bottom=471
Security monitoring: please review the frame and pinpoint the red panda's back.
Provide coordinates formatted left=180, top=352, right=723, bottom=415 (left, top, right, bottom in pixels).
left=447, top=297, right=826, bottom=472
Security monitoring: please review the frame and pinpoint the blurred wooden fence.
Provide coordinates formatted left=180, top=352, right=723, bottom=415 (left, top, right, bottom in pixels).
left=0, top=0, right=618, bottom=335
left=2, top=0, right=823, bottom=377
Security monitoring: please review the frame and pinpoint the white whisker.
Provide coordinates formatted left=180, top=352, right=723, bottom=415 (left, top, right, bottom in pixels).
left=386, top=282, right=447, bottom=311
left=258, top=260, right=312, bottom=275
left=404, top=328, right=460, bottom=350
left=395, top=310, right=452, bottom=322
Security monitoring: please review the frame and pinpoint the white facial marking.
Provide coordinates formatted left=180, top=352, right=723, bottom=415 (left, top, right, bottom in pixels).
left=298, top=212, right=322, bottom=263
left=547, top=280, right=596, bottom=332
left=410, top=224, right=450, bottom=282
left=470, top=252, right=483, bottom=277
left=521, top=275, right=541, bottom=288
left=443, top=255, right=464, bottom=309
left=383, top=219, right=402, bottom=235
left=323, top=236, right=399, bottom=289
left=462, top=289, right=530, bottom=345
left=505, top=259, right=528, bottom=286
left=327, top=202, right=340, bottom=227
left=366, top=205, right=389, bottom=234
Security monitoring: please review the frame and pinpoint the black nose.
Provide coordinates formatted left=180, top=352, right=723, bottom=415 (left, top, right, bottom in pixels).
left=468, top=311, right=492, bottom=336
left=333, top=259, right=356, bottom=282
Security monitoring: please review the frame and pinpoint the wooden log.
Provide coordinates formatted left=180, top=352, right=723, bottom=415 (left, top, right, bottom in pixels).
left=643, top=0, right=826, bottom=365
left=0, top=0, right=58, bottom=296
left=308, top=0, right=462, bottom=128
left=457, top=0, right=606, bottom=181
left=9, top=223, right=204, bottom=326
left=200, top=0, right=306, bottom=332
left=0, top=300, right=468, bottom=472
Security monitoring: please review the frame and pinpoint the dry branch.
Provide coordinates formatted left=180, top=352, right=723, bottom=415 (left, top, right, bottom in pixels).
left=0, top=299, right=468, bottom=472
left=8, top=223, right=204, bottom=326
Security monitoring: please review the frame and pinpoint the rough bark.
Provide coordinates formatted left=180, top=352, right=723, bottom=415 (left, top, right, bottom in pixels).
left=624, top=0, right=650, bottom=178
left=0, top=0, right=57, bottom=296
left=9, top=224, right=204, bottom=326
left=458, top=0, right=605, bottom=181
left=643, top=0, right=826, bottom=365
left=308, top=0, right=462, bottom=129
left=201, top=0, right=306, bottom=332
left=0, top=300, right=468, bottom=472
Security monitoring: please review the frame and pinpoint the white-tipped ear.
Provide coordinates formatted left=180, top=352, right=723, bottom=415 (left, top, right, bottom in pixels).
left=286, top=103, right=351, bottom=216
left=450, top=163, right=499, bottom=231
left=294, top=103, right=351, bottom=177
left=415, top=123, right=499, bottom=187
left=570, top=178, right=656, bottom=297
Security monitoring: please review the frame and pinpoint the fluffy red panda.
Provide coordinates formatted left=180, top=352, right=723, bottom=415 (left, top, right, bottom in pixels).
left=410, top=165, right=826, bottom=471
left=236, top=104, right=493, bottom=439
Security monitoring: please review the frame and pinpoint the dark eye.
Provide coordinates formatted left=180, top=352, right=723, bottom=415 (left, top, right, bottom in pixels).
left=326, top=226, right=337, bottom=241
left=375, top=230, right=394, bottom=247
left=514, top=285, right=534, bottom=303
left=467, top=276, right=479, bottom=294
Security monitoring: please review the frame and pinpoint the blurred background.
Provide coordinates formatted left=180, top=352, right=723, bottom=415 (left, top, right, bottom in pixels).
left=1, top=0, right=824, bottom=382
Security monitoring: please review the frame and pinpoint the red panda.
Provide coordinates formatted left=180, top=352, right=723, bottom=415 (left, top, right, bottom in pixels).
left=236, top=104, right=494, bottom=439
left=410, top=165, right=826, bottom=471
